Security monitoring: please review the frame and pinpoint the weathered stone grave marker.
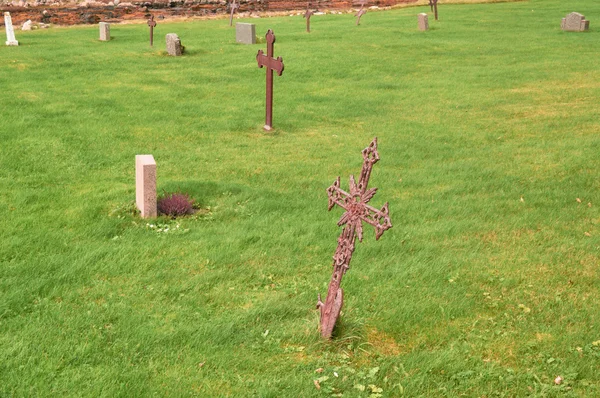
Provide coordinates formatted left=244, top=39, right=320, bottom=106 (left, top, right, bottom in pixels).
left=99, top=22, right=110, bottom=41
left=355, top=0, right=367, bottom=25
left=316, top=138, right=392, bottom=339
left=229, top=0, right=239, bottom=27
left=4, top=12, right=19, bottom=46
left=135, top=155, right=157, bottom=218
left=561, top=12, right=589, bottom=32
left=304, top=4, right=314, bottom=33
left=236, top=22, right=256, bottom=44
left=147, top=15, right=157, bottom=46
left=418, top=13, right=429, bottom=31
left=166, top=33, right=182, bottom=56
left=256, top=29, right=284, bottom=131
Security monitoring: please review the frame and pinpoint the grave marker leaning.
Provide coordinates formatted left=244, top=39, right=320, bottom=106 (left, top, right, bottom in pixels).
left=256, top=29, right=284, bottom=131
left=303, top=5, right=314, bottom=33
left=316, top=138, right=392, bottom=339
left=229, top=0, right=239, bottom=27
left=4, top=12, right=19, bottom=46
left=355, top=0, right=367, bottom=26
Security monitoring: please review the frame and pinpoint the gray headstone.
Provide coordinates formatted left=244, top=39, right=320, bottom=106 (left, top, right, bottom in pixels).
left=418, top=13, right=428, bottom=31
left=99, top=22, right=110, bottom=41
left=4, top=12, right=19, bottom=46
left=166, top=33, right=182, bottom=56
left=236, top=22, right=256, bottom=44
left=561, top=12, right=589, bottom=32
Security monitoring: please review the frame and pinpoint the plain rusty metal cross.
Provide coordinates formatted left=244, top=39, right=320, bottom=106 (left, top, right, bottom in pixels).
left=304, top=5, right=314, bottom=33
left=429, top=0, right=438, bottom=20
left=147, top=15, right=157, bottom=47
left=256, top=30, right=284, bottom=131
left=229, top=0, right=239, bottom=27
left=316, top=138, right=392, bottom=339
left=355, top=0, right=367, bottom=25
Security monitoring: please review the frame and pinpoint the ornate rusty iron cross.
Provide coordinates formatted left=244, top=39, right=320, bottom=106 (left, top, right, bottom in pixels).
left=355, top=0, right=367, bottom=25
left=304, top=4, right=314, bottom=33
left=229, top=0, right=239, bottom=27
left=256, top=30, right=284, bottom=131
left=147, top=15, right=157, bottom=47
left=316, top=138, right=392, bottom=339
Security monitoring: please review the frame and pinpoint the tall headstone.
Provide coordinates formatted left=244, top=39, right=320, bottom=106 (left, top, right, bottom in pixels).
left=561, top=12, right=589, bottom=32
left=165, top=33, right=182, bottom=56
left=4, top=12, right=19, bottom=46
left=135, top=155, right=157, bottom=218
left=99, top=22, right=110, bottom=41
left=236, top=23, right=256, bottom=44
left=418, top=13, right=429, bottom=31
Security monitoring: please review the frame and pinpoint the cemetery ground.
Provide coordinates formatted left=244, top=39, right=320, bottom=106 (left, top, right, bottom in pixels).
left=0, top=0, right=599, bottom=395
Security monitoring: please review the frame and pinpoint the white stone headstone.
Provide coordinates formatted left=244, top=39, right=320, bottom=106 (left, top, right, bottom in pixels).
left=4, top=12, right=19, bottom=46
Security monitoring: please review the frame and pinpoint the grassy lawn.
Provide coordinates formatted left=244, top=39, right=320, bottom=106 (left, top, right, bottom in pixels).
left=0, top=0, right=599, bottom=395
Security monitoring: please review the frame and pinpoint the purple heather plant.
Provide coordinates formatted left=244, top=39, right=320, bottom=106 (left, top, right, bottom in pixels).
left=157, top=192, right=195, bottom=218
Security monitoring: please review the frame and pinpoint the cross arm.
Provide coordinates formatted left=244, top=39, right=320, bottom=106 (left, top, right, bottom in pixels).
left=256, top=52, right=285, bottom=76
left=327, top=177, right=351, bottom=211
left=359, top=202, right=392, bottom=240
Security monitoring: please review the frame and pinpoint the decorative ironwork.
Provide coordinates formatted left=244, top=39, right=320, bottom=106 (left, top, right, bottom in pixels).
left=229, top=0, right=239, bottom=27
left=147, top=15, right=157, bottom=47
left=256, top=30, right=284, bottom=131
left=317, top=138, right=392, bottom=339
left=304, top=4, right=314, bottom=33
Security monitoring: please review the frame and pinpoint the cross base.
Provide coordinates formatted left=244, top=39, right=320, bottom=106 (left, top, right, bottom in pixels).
left=263, top=124, right=272, bottom=131
left=6, top=40, right=19, bottom=46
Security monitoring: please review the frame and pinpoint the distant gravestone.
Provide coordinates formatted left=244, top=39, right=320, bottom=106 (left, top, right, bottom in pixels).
left=236, top=22, right=256, bottom=44
left=21, top=20, right=33, bottom=31
left=561, top=12, right=589, bottom=32
left=418, top=13, right=428, bottom=31
left=99, top=22, right=110, bottom=41
left=4, top=12, right=19, bottom=46
left=165, top=33, right=182, bottom=56
left=135, top=155, right=157, bottom=218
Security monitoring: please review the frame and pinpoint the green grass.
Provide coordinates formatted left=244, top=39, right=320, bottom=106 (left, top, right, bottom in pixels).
left=0, top=0, right=599, bottom=396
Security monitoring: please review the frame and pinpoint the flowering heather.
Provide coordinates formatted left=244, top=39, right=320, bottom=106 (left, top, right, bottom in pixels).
left=157, top=192, right=195, bottom=217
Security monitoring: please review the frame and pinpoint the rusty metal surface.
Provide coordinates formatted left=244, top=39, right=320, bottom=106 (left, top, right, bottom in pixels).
left=429, top=0, right=438, bottom=20
left=147, top=15, right=156, bottom=46
left=303, top=4, right=314, bottom=32
left=317, top=138, right=392, bottom=339
left=229, top=0, right=239, bottom=26
left=256, top=30, right=284, bottom=131
left=355, top=0, right=366, bottom=25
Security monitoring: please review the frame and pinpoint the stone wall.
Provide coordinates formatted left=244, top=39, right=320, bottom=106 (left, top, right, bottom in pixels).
left=1, top=0, right=417, bottom=25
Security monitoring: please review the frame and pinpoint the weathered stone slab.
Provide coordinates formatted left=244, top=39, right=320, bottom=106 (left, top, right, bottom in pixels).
left=236, top=22, right=256, bottom=44
left=418, top=13, right=428, bottom=31
left=4, top=12, right=19, bottom=46
left=135, top=155, right=157, bottom=218
left=561, top=12, right=589, bottom=32
left=99, top=22, right=110, bottom=41
left=166, top=33, right=182, bottom=56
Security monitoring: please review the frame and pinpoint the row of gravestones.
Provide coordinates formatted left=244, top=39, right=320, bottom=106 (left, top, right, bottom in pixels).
left=4, top=10, right=592, bottom=47
left=98, top=21, right=183, bottom=56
